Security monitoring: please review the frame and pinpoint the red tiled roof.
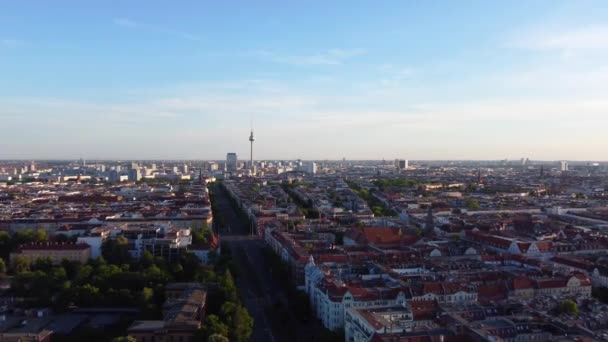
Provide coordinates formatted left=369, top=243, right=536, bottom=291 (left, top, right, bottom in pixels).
left=512, top=277, right=534, bottom=290
left=536, top=279, right=565, bottom=289
left=346, top=226, right=417, bottom=246
left=478, top=284, right=507, bottom=302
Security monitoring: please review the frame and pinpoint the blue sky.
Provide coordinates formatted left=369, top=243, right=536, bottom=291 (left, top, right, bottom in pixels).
left=1, top=1, right=608, bottom=160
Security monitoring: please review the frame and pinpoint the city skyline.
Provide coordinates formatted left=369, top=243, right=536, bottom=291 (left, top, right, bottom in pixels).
left=2, top=1, right=608, bottom=160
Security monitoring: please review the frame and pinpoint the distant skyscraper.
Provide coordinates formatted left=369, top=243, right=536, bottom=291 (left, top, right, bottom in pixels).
left=307, top=162, right=317, bottom=174
left=207, top=162, right=218, bottom=172
left=398, top=160, right=408, bottom=170
left=128, top=168, right=142, bottom=181
left=29, top=161, right=36, bottom=172
left=560, top=161, right=569, bottom=172
left=109, top=170, right=119, bottom=183
left=227, top=153, right=238, bottom=172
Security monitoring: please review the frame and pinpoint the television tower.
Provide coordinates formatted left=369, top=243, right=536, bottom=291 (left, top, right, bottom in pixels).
left=249, top=129, right=255, bottom=174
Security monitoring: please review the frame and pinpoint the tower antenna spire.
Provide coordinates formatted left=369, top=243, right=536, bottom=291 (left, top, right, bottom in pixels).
left=249, top=117, right=255, bottom=175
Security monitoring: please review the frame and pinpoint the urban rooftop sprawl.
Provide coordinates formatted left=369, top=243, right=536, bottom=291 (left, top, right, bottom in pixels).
left=1, top=158, right=608, bottom=342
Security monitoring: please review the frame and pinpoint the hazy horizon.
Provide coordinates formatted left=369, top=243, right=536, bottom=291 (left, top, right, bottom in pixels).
left=2, top=158, right=607, bottom=164
left=2, top=1, right=608, bottom=160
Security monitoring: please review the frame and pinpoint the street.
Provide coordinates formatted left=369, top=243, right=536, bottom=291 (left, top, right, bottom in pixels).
left=210, top=182, right=320, bottom=342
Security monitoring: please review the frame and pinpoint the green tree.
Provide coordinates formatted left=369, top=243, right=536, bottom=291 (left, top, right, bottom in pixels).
left=208, top=334, right=229, bottom=342
left=220, top=301, right=238, bottom=323
left=141, top=250, right=154, bottom=268
left=61, top=259, right=82, bottom=279
left=192, top=230, right=208, bottom=245
left=195, top=266, right=217, bottom=283
left=12, top=255, right=30, bottom=274
left=139, top=287, right=154, bottom=305
left=219, top=270, right=238, bottom=302
left=465, top=198, right=481, bottom=210
left=34, top=229, right=48, bottom=242
left=74, top=284, right=101, bottom=306
left=144, top=264, right=171, bottom=284
left=101, top=236, right=131, bottom=265
left=560, top=300, right=579, bottom=316
left=230, top=305, right=253, bottom=342
left=110, top=337, right=136, bottom=342
left=13, top=230, right=35, bottom=245
left=204, top=315, right=229, bottom=339
left=32, top=257, right=54, bottom=272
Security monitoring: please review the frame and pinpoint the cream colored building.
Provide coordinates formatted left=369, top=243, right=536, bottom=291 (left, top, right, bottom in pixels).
left=10, top=243, right=91, bottom=265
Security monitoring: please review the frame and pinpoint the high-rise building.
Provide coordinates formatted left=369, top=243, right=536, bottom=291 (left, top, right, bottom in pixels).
left=226, top=153, right=238, bottom=172
left=560, top=160, right=569, bottom=172
left=207, top=162, right=218, bottom=172
left=398, top=160, right=408, bottom=170
left=129, top=168, right=142, bottom=182
left=182, top=164, right=189, bottom=174
left=109, top=170, right=120, bottom=183
left=306, top=162, right=317, bottom=174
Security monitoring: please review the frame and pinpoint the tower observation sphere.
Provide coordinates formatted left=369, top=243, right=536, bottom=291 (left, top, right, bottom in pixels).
left=249, top=130, right=255, bottom=174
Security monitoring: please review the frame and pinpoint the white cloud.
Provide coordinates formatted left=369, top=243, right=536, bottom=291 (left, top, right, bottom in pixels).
left=114, top=18, right=138, bottom=28
left=113, top=17, right=203, bottom=42
left=0, top=38, right=29, bottom=47
left=511, top=25, right=608, bottom=50
left=251, top=48, right=364, bottom=66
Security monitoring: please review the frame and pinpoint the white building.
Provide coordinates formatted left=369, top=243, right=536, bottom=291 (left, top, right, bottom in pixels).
left=345, top=306, right=414, bottom=342
left=121, top=223, right=192, bottom=262
left=306, top=162, right=318, bottom=175
left=76, top=227, right=116, bottom=259
left=304, top=256, right=408, bottom=331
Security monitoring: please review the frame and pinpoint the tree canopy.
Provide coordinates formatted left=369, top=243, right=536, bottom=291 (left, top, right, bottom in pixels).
left=559, top=300, right=579, bottom=316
